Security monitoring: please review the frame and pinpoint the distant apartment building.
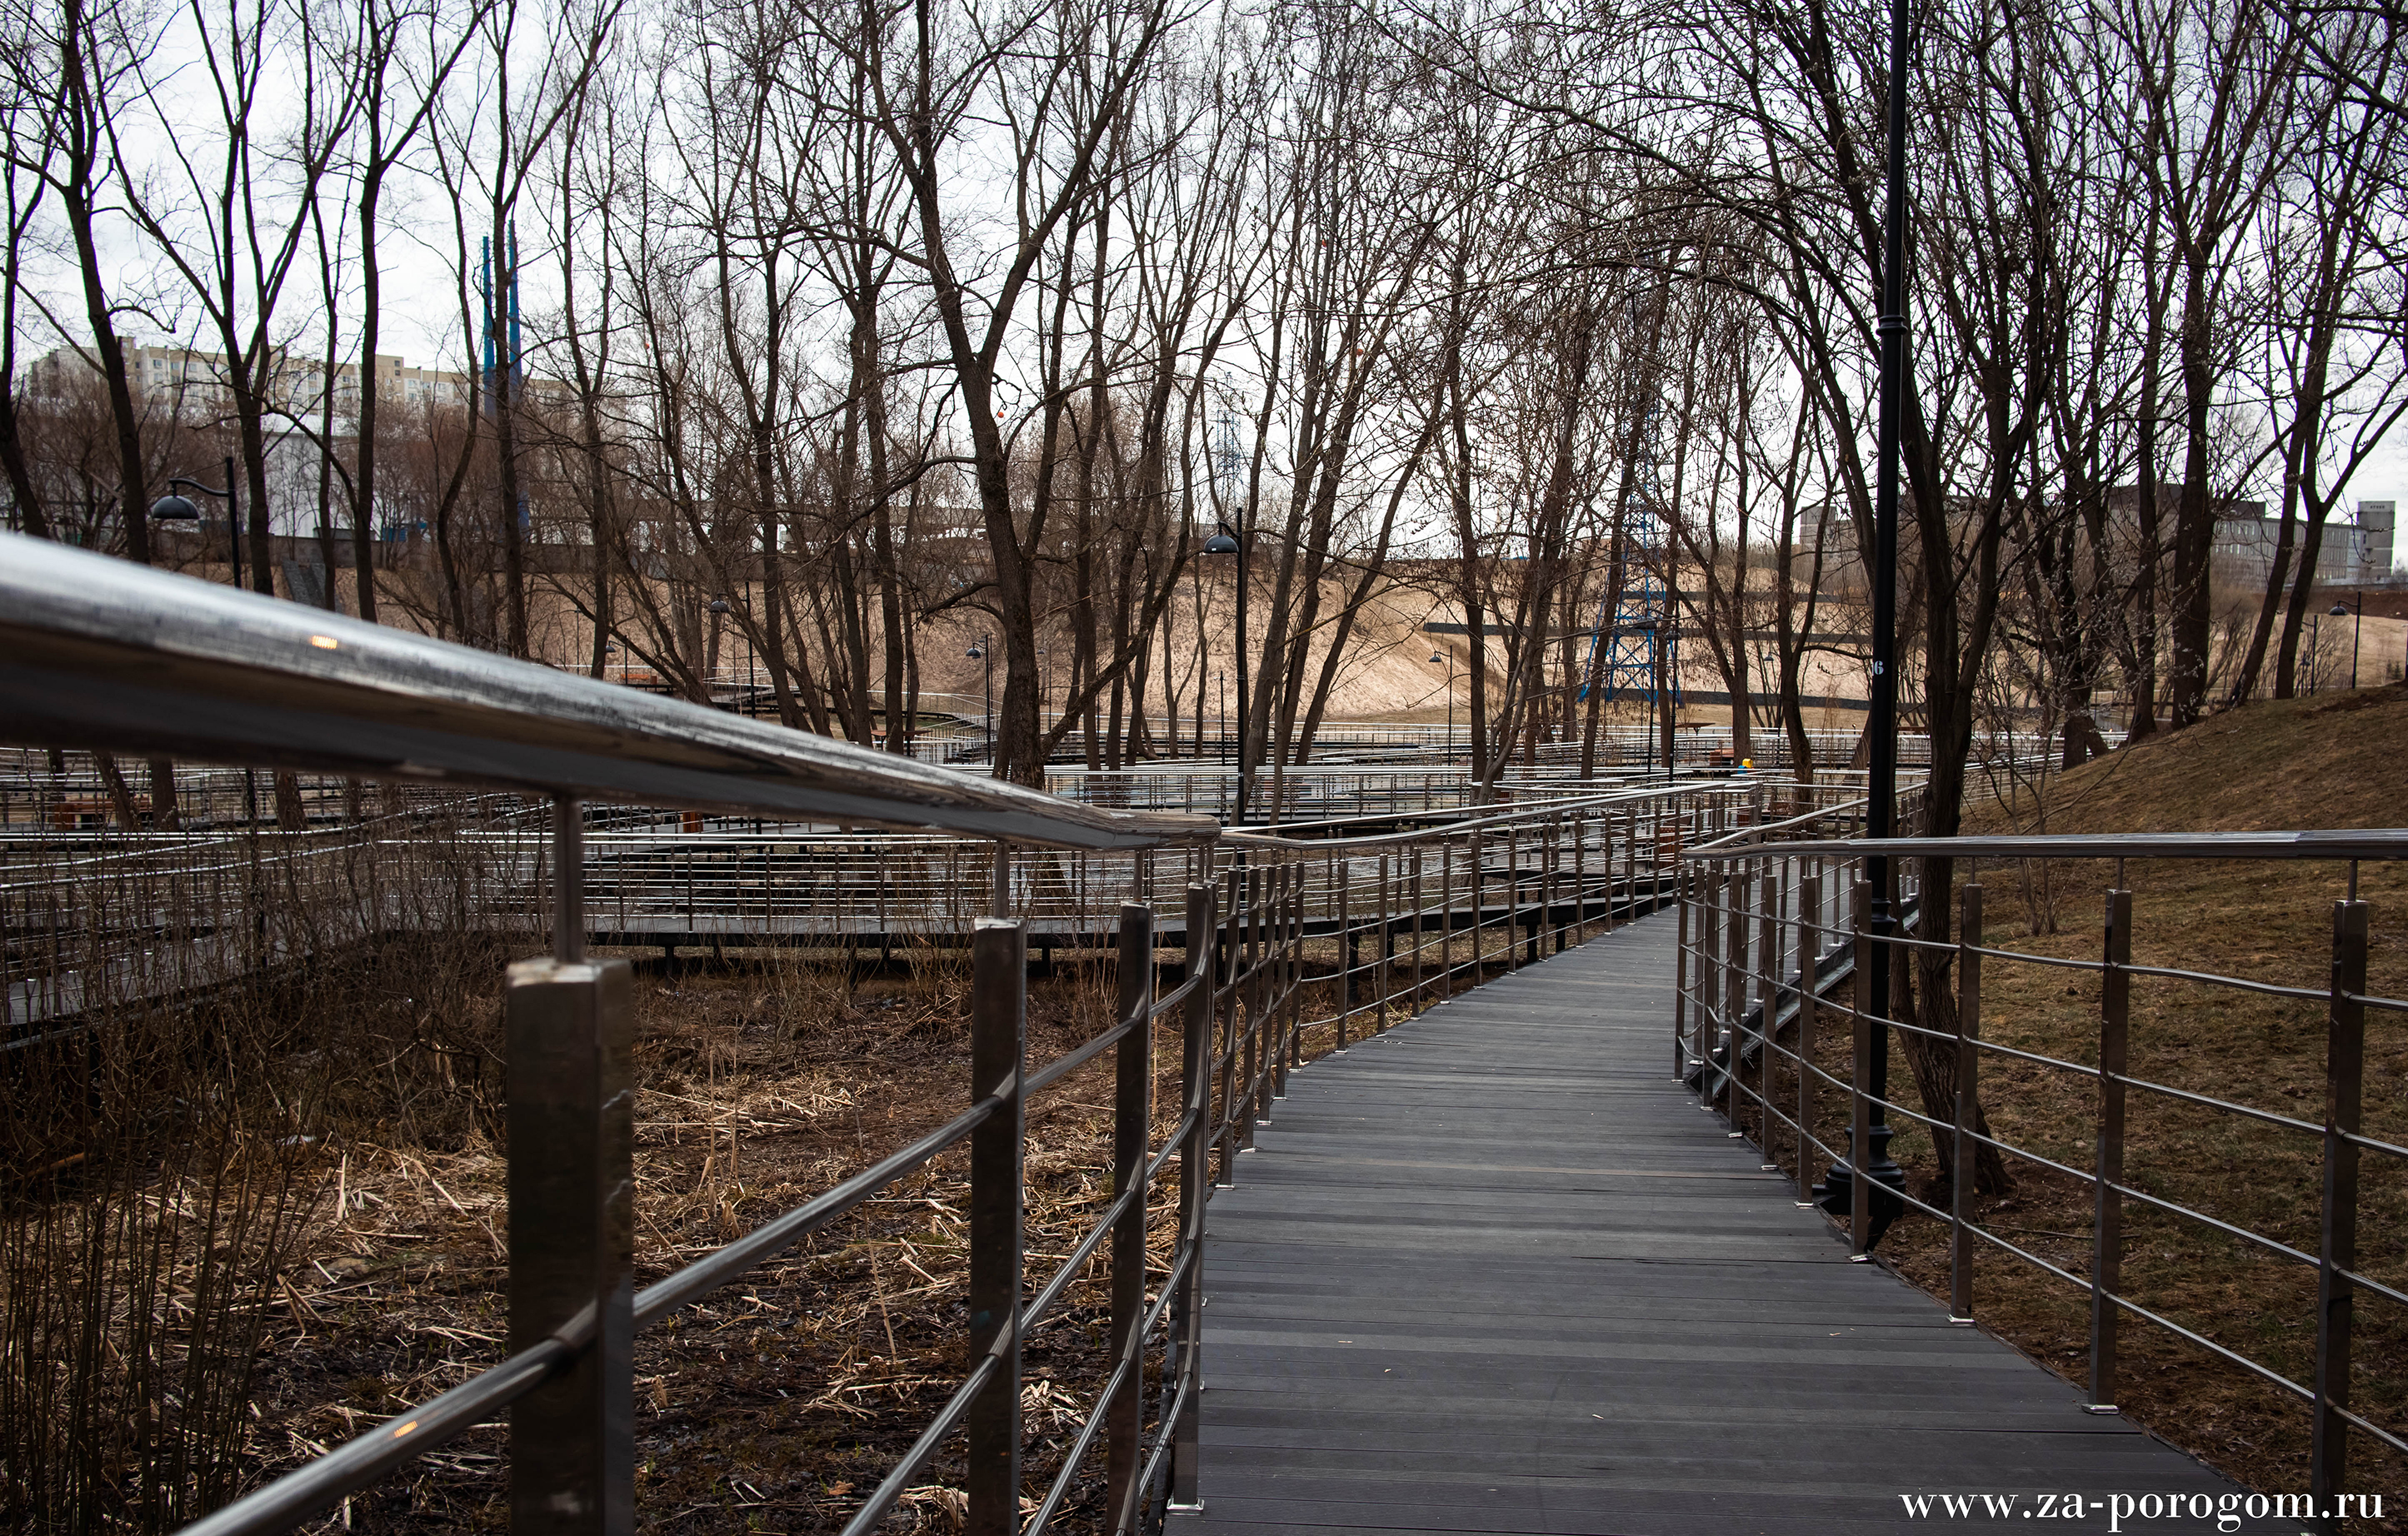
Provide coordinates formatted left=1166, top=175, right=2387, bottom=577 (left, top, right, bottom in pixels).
left=28, top=341, right=561, bottom=420
left=21, top=342, right=576, bottom=547
left=2211, top=499, right=2396, bottom=587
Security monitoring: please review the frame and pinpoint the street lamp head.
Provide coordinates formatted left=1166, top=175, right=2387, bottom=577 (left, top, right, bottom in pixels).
left=1202, top=531, right=1241, bottom=556
left=149, top=494, right=202, bottom=521
left=2331, top=603, right=2350, bottom=617
left=1429, top=651, right=1445, bottom=665
left=709, top=596, right=730, bottom=615
left=966, top=644, right=984, bottom=660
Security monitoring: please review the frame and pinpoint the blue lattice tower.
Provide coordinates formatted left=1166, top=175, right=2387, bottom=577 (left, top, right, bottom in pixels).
left=1582, top=403, right=1677, bottom=723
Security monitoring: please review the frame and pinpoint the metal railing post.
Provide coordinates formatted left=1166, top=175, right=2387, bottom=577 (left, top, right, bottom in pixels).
left=505, top=951, right=635, bottom=1535
left=2310, top=895, right=2370, bottom=1509
left=1105, top=903, right=1153, bottom=1528
left=1952, top=881, right=1981, bottom=1323
left=967, top=917, right=1027, bottom=1533
left=1409, top=846, right=1425, bottom=1011
left=2088, top=886, right=2131, bottom=1414
left=1168, top=884, right=1214, bottom=1513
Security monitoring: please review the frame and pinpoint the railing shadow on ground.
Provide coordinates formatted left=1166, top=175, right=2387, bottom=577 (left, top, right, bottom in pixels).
left=1680, top=818, right=2408, bottom=1524
left=1, top=531, right=1852, bottom=1534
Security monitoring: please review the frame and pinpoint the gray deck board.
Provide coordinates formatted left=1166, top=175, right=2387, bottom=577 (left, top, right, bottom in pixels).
left=1170, top=915, right=2271, bottom=1534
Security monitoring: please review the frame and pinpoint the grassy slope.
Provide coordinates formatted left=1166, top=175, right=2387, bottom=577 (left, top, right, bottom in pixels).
left=1875, top=684, right=2408, bottom=1525
left=1980, top=683, right=2408, bottom=839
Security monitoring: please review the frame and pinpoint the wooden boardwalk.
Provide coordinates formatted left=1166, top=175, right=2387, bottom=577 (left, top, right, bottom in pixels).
left=1172, top=915, right=2269, bottom=1535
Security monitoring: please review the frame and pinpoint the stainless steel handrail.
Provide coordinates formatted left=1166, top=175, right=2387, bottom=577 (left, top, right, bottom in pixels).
left=0, top=533, right=1214, bottom=851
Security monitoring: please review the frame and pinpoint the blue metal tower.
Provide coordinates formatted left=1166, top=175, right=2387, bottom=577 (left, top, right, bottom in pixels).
left=1581, top=401, right=1677, bottom=720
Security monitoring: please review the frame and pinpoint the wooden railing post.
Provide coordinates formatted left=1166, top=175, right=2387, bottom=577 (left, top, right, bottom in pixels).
left=1105, top=904, right=1153, bottom=1527
left=506, top=955, right=635, bottom=1536
left=1751, top=859, right=1781, bottom=1145
left=1467, top=828, right=1482, bottom=981
left=1850, top=877, right=1873, bottom=1255
left=1674, top=861, right=1691, bottom=1080
left=1338, top=855, right=1354, bottom=1051
left=1168, top=884, right=1215, bottom=1513
left=1606, top=808, right=1623, bottom=932
left=1440, top=840, right=1456, bottom=999
left=1506, top=825, right=1524, bottom=969
left=1696, top=863, right=1722, bottom=1106
left=1552, top=814, right=1567, bottom=954
left=2088, top=887, right=2131, bottom=1414
left=1376, top=852, right=1391, bottom=1032
left=2311, top=895, right=2370, bottom=1509
left=967, top=918, right=1028, bottom=1534
left=1952, top=881, right=1982, bottom=1323
left=1271, top=864, right=1293, bottom=1097
left=1652, top=801, right=1666, bottom=911
left=1242, top=865, right=1265, bottom=1146
left=1574, top=814, right=1589, bottom=940
left=1215, top=868, right=1241, bottom=1185
left=1795, top=863, right=1820, bottom=1204
left=1723, top=860, right=1748, bottom=1115
left=1286, top=864, right=1304, bottom=1069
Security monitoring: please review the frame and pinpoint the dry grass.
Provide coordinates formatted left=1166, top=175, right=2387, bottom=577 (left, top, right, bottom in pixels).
left=193, top=938, right=1190, bottom=1534
left=1775, top=685, right=2408, bottom=1530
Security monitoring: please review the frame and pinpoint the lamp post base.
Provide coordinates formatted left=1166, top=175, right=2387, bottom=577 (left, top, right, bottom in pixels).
left=1811, top=1125, right=1907, bottom=1249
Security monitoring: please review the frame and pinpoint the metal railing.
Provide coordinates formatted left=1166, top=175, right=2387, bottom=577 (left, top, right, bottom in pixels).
left=0, top=529, right=1795, bottom=1534
left=1676, top=821, right=2408, bottom=1518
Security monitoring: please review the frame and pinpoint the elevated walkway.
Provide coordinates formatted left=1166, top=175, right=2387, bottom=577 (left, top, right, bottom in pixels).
left=1173, top=915, right=2265, bottom=1534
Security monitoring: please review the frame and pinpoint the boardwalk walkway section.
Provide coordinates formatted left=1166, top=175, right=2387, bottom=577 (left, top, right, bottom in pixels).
left=1172, top=915, right=2267, bottom=1535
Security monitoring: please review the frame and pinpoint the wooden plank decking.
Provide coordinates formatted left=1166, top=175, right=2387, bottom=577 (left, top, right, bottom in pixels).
left=1171, top=915, right=2274, bottom=1534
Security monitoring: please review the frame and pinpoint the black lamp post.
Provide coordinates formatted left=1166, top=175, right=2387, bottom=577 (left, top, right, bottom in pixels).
left=1204, top=521, right=1248, bottom=815
left=2331, top=600, right=2362, bottom=691
left=967, top=635, right=992, bottom=770
left=148, top=458, right=246, bottom=591
left=1216, top=670, right=1228, bottom=768
left=707, top=595, right=730, bottom=706
left=151, top=461, right=262, bottom=825
left=1813, top=0, right=1911, bottom=1245
left=1429, top=650, right=1456, bottom=756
